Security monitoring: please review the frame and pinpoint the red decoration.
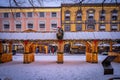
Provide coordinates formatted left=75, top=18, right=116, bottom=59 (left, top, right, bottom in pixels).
left=24, top=40, right=28, bottom=45
left=94, top=40, right=98, bottom=45
left=58, top=40, right=63, bottom=44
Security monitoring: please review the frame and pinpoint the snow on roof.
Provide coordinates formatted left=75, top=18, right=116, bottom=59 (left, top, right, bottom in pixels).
left=0, top=32, right=120, bottom=40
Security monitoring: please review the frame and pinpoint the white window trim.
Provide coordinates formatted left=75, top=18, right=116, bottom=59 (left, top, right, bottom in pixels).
left=39, top=20, right=46, bottom=31
left=14, top=20, right=22, bottom=31
left=26, top=20, right=34, bottom=29
left=2, top=12, right=10, bottom=18
left=2, top=20, right=10, bottom=31
left=50, top=20, right=58, bottom=31
left=100, top=25, right=106, bottom=29
left=51, top=12, right=57, bottom=18
left=15, top=12, right=22, bottom=18
left=26, top=12, right=33, bottom=18
left=111, top=25, right=118, bottom=29
left=39, top=12, right=46, bottom=18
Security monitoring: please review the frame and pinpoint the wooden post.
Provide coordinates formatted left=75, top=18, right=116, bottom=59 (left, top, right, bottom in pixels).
left=57, top=40, right=64, bottom=63
left=0, top=41, right=3, bottom=53
left=110, top=41, right=112, bottom=52
left=91, top=40, right=98, bottom=63
left=9, top=41, right=12, bottom=53
left=86, top=41, right=91, bottom=62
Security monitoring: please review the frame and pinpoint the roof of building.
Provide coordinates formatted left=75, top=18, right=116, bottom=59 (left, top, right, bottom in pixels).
left=0, top=32, right=120, bottom=40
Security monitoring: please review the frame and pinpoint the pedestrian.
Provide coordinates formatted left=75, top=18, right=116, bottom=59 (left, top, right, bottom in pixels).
left=36, top=46, right=39, bottom=54
left=52, top=46, right=54, bottom=54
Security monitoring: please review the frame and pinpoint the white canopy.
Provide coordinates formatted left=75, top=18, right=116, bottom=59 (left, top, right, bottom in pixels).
left=0, top=32, right=120, bottom=40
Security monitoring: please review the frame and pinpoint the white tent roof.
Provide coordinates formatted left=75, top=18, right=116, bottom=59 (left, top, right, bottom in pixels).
left=0, top=32, right=120, bottom=40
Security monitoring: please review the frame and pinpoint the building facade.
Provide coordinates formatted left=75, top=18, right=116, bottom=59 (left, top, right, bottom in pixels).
left=61, top=3, right=120, bottom=32
left=0, top=7, right=61, bottom=32
left=0, top=3, right=120, bottom=56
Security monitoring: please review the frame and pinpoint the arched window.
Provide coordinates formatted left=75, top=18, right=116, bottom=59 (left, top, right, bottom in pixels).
left=87, top=9, right=95, bottom=20
left=76, top=10, right=82, bottom=21
left=99, top=10, right=105, bottom=21
left=65, top=10, right=70, bottom=21
left=111, top=9, right=118, bottom=21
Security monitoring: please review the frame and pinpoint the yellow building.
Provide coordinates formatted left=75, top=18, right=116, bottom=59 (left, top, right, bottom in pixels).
left=61, top=3, right=120, bottom=32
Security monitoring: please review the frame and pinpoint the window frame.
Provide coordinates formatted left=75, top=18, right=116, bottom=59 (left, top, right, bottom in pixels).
left=51, top=12, right=57, bottom=17
left=27, top=12, right=33, bottom=17
left=65, top=10, right=70, bottom=21
left=3, top=12, right=9, bottom=18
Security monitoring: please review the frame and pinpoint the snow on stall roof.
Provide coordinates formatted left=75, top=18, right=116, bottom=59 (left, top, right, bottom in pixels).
left=0, top=32, right=120, bottom=40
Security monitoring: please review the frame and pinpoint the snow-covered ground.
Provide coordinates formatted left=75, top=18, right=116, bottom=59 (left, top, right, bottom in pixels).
left=0, top=54, right=120, bottom=80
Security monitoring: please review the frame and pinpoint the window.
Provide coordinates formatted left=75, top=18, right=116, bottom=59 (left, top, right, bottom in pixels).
left=100, top=10, right=105, bottom=21
left=111, top=10, right=118, bottom=21
left=51, top=21, right=57, bottom=29
left=27, top=21, right=33, bottom=29
left=87, top=9, right=95, bottom=20
left=111, top=23, right=118, bottom=31
left=65, top=24, right=70, bottom=31
left=16, top=21, right=21, bottom=28
left=15, top=12, right=21, bottom=18
left=88, top=13, right=94, bottom=20
left=51, top=12, right=57, bottom=17
left=99, top=24, right=105, bottom=31
left=39, top=21, right=45, bottom=28
left=3, top=13, right=9, bottom=18
left=65, top=10, right=70, bottom=21
left=39, top=12, right=45, bottom=17
left=4, top=24, right=9, bottom=29
left=3, top=21, right=10, bottom=29
left=76, top=11, right=82, bottom=21
left=76, top=24, right=82, bottom=31
left=27, top=12, right=33, bottom=17
left=87, top=25, right=95, bottom=30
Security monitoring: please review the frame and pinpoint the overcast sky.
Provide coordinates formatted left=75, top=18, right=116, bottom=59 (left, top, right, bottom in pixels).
left=0, top=0, right=119, bottom=7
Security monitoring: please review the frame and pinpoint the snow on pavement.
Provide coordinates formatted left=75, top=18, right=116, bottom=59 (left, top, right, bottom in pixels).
left=0, top=54, right=120, bottom=80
